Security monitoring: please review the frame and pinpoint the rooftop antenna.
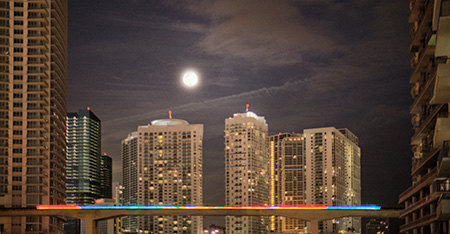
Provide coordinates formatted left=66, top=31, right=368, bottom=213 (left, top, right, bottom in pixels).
left=169, top=110, right=172, bottom=119
left=246, top=104, right=249, bottom=112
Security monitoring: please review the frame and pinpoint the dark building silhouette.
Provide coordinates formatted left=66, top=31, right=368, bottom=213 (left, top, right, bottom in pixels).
left=100, top=153, right=112, bottom=199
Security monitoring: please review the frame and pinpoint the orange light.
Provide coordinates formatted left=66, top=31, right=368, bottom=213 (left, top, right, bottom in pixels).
left=36, top=205, right=81, bottom=210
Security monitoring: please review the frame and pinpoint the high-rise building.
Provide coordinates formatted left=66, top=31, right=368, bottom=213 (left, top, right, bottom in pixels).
left=121, top=131, right=138, bottom=233
left=125, top=117, right=203, bottom=233
left=100, top=153, right=112, bottom=199
left=65, top=109, right=102, bottom=234
left=66, top=109, right=101, bottom=205
left=0, top=0, right=68, bottom=233
left=269, top=133, right=306, bottom=234
left=269, top=128, right=360, bottom=234
left=398, top=0, right=450, bottom=233
left=305, top=127, right=361, bottom=233
left=225, top=109, right=269, bottom=234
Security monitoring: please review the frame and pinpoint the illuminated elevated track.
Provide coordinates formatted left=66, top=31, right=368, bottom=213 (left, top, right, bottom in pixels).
left=0, top=205, right=400, bottom=234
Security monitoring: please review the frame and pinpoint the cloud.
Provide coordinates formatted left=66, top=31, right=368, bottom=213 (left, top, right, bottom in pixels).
left=169, top=0, right=334, bottom=66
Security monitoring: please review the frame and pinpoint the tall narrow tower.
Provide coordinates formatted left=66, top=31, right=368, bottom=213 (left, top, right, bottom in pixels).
left=121, top=131, right=138, bottom=232
left=134, top=117, right=203, bottom=234
left=100, top=153, right=112, bottom=199
left=65, top=109, right=101, bottom=234
left=66, top=109, right=101, bottom=205
left=225, top=109, right=269, bottom=234
left=399, top=0, right=450, bottom=233
left=0, top=0, right=68, bottom=233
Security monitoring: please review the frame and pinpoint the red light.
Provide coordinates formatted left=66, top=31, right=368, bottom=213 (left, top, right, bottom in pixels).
left=87, top=107, right=90, bottom=110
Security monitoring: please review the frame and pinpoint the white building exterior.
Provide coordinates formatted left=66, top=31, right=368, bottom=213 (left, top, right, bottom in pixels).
left=225, top=111, right=269, bottom=234
left=305, top=127, right=361, bottom=233
left=135, top=118, right=203, bottom=234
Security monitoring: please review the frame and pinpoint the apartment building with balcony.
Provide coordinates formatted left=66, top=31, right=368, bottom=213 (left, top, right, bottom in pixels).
left=305, top=128, right=361, bottom=233
left=124, top=117, right=204, bottom=234
left=0, top=0, right=68, bottom=233
left=398, top=0, right=450, bottom=233
left=269, top=133, right=306, bottom=234
left=225, top=110, right=270, bottom=234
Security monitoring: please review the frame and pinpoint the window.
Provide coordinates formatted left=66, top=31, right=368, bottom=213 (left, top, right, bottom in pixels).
left=13, top=11, right=24, bottom=16
left=13, top=66, right=23, bottom=71
left=13, top=30, right=23, bottom=35
left=13, top=21, right=23, bottom=26
left=12, top=130, right=22, bottom=135
left=12, top=149, right=22, bottom=154
left=13, top=75, right=22, bottom=80
left=14, top=3, right=24, bottom=8
left=12, top=158, right=22, bottom=163
left=13, top=48, right=23, bottom=53
left=13, top=94, right=22, bottom=99
left=12, top=121, right=22, bottom=126
left=13, top=57, right=23, bottom=62
left=13, top=39, right=23, bottom=44
left=12, top=176, right=21, bottom=181
left=13, top=103, right=22, bottom=107
left=12, top=186, right=21, bottom=191
left=12, top=167, right=22, bottom=172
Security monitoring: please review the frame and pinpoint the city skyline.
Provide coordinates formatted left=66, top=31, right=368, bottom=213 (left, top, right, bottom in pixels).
left=67, top=0, right=412, bottom=230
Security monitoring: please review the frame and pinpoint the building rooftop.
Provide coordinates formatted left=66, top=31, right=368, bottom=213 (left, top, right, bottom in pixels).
left=150, top=119, right=189, bottom=126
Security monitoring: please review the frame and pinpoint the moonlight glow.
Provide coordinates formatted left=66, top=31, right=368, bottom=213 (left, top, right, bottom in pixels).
left=182, top=71, right=199, bottom=87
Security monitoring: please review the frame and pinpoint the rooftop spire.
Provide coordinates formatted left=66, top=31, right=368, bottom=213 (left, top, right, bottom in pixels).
left=246, top=104, right=249, bottom=112
left=169, top=110, right=172, bottom=119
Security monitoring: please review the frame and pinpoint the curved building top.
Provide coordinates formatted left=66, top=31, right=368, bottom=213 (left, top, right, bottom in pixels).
left=231, top=111, right=267, bottom=125
left=151, top=119, right=189, bottom=126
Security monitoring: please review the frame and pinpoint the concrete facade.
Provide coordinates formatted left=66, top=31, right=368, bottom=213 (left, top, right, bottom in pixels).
left=0, top=0, right=68, bottom=233
left=305, top=128, right=361, bottom=233
left=398, top=0, right=450, bottom=233
left=225, top=110, right=270, bottom=234
left=125, top=118, right=204, bottom=233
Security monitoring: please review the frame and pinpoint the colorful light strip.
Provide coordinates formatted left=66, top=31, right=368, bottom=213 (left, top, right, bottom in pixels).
left=37, top=205, right=381, bottom=210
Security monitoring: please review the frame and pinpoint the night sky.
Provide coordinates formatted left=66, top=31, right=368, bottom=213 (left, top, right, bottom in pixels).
left=68, top=0, right=412, bottom=229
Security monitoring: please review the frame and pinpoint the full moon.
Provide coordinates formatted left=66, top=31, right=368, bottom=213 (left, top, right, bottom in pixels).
left=182, top=71, right=199, bottom=87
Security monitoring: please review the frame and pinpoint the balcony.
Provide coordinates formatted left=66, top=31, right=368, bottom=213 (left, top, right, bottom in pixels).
left=433, top=113, right=450, bottom=149
left=400, top=212, right=437, bottom=233
left=430, top=63, right=450, bottom=104
left=399, top=167, right=437, bottom=203
left=410, top=0, right=433, bottom=47
left=432, top=179, right=450, bottom=195
left=411, top=104, right=444, bottom=145
left=412, top=147, right=439, bottom=175
left=437, top=196, right=450, bottom=220
left=438, top=141, right=450, bottom=177
left=409, top=0, right=425, bottom=22
left=436, top=16, right=450, bottom=57
left=410, top=69, right=436, bottom=114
